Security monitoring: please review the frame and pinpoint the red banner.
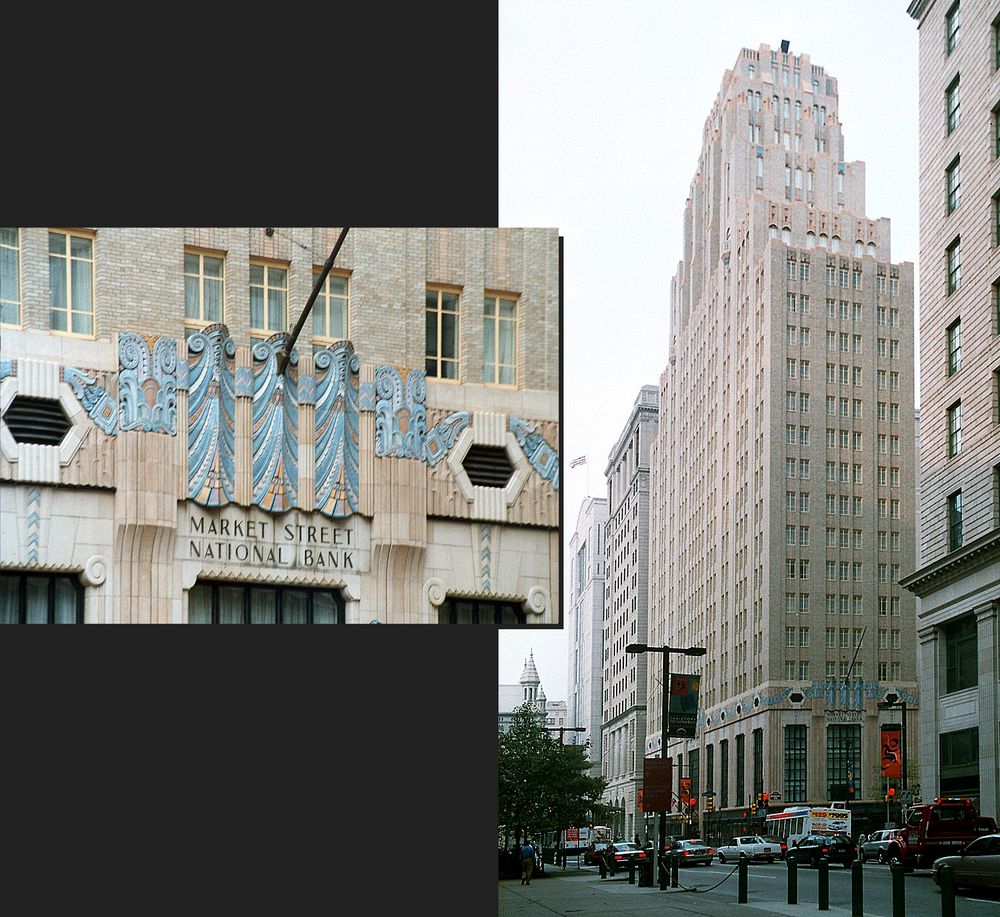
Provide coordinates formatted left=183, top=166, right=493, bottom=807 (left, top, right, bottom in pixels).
left=680, top=776, right=692, bottom=810
left=643, top=757, right=673, bottom=811
left=881, top=724, right=902, bottom=778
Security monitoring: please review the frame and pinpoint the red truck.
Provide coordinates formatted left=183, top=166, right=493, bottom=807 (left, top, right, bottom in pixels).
left=887, top=798, right=997, bottom=870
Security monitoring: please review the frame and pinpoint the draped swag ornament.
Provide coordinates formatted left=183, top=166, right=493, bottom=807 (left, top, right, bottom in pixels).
left=252, top=334, right=298, bottom=512
left=314, top=342, right=360, bottom=517
left=187, top=324, right=236, bottom=506
left=118, top=332, right=177, bottom=434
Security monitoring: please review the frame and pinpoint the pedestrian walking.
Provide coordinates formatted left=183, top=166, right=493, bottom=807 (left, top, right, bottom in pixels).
left=634, top=834, right=641, bottom=847
left=520, top=838, right=535, bottom=885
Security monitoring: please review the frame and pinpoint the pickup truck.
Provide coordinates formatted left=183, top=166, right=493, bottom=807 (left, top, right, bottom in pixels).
left=717, top=835, right=780, bottom=863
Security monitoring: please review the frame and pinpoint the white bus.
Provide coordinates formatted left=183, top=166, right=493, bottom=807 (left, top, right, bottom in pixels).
left=764, top=805, right=852, bottom=848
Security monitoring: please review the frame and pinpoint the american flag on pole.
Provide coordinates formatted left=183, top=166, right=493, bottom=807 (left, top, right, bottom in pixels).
left=569, top=455, right=587, bottom=468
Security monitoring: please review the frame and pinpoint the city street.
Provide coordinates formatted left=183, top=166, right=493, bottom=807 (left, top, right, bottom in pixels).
left=499, top=860, right=1000, bottom=917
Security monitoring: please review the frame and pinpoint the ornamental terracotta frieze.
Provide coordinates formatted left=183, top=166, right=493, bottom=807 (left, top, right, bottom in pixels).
left=118, top=332, right=177, bottom=434
left=251, top=334, right=298, bottom=512
left=374, top=365, right=427, bottom=460
left=313, top=342, right=360, bottom=518
left=509, top=417, right=559, bottom=491
left=62, top=365, right=118, bottom=435
left=187, top=324, right=236, bottom=507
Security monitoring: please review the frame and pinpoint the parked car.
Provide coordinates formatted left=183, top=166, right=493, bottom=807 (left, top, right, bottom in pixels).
left=584, top=842, right=611, bottom=866
left=760, top=835, right=788, bottom=860
left=604, top=842, right=647, bottom=875
left=787, top=833, right=857, bottom=868
left=931, top=834, right=1000, bottom=891
left=717, top=835, right=776, bottom=863
left=859, top=829, right=904, bottom=864
left=674, top=839, right=715, bottom=866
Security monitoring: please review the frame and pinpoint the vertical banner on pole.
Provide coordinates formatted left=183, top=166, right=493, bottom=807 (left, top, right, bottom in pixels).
left=666, top=674, right=701, bottom=738
left=643, top=757, right=673, bottom=810
left=881, top=724, right=902, bottom=779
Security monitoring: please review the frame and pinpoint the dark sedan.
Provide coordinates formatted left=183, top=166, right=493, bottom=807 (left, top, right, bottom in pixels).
left=787, top=833, right=857, bottom=868
left=605, top=842, right=647, bottom=875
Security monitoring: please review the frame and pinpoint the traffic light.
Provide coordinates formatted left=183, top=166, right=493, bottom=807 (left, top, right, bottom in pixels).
left=761, top=793, right=769, bottom=810
left=751, top=802, right=758, bottom=816
left=706, top=795, right=714, bottom=812
left=888, top=787, right=895, bottom=801
left=742, top=809, right=749, bottom=819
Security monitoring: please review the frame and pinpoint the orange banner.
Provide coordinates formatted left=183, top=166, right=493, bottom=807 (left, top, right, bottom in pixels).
left=881, top=724, right=902, bottom=778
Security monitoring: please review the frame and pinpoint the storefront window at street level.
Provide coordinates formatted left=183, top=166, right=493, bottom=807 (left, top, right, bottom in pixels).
left=0, top=572, right=83, bottom=624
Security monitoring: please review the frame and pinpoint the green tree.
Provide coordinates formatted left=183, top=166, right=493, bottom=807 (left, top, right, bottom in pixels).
left=498, top=703, right=607, bottom=846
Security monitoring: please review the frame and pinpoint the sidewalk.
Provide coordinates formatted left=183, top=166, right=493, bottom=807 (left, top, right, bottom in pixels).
left=499, top=864, right=884, bottom=917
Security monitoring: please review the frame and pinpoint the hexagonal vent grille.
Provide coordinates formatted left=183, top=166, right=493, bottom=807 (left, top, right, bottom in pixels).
left=2, top=396, right=72, bottom=445
left=461, top=444, right=513, bottom=488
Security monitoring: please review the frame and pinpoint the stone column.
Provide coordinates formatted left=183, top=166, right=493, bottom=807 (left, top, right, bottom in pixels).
left=975, top=602, right=998, bottom=817
left=917, top=626, right=939, bottom=802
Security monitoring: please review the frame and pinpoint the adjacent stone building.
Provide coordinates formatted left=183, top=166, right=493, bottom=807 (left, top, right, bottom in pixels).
left=602, top=385, right=658, bottom=842
left=0, top=228, right=560, bottom=624
left=902, top=0, right=1000, bottom=818
left=649, top=45, right=918, bottom=813
left=568, top=495, right=609, bottom=779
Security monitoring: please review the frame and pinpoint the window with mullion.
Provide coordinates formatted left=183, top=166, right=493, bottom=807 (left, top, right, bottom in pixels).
left=948, top=401, right=962, bottom=456
left=425, top=287, right=460, bottom=380
left=188, top=581, right=344, bottom=624
left=184, top=250, right=225, bottom=331
left=49, top=230, right=94, bottom=335
left=0, top=227, right=20, bottom=326
left=947, top=318, right=961, bottom=374
left=946, top=75, right=960, bottom=135
left=944, top=615, right=977, bottom=691
left=948, top=489, right=963, bottom=550
left=249, top=261, right=288, bottom=336
left=946, top=156, right=961, bottom=213
left=311, top=270, right=350, bottom=350
left=947, top=238, right=961, bottom=295
left=483, top=292, right=517, bottom=386
left=0, top=571, right=83, bottom=624
left=946, top=2, right=960, bottom=54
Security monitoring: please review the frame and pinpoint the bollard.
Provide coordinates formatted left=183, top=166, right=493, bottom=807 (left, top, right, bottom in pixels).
left=671, top=852, right=679, bottom=888
left=939, top=864, right=955, bottom=917
left=787, top=856, right=798, bottom=904
left=599, top=855, right=607, bottom=879
left=659, top=854, right=668, bottom=890
left=738, top=855, right=748, bottom=903
left=818, top=856, right=829, bottom=911
left=851, top=859, right=863, bottom=917
left=890, top=862, right=905, bottom=917
left=629, top=859, right=636, bottom=884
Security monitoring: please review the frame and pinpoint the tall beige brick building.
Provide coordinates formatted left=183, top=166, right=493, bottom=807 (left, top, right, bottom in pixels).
left=649, top=45, right=918, bottom=814
left=0, top=228, right=560, bottom=624
left=602, top=385, right=658, bottom=841
left=902, top=0, right=1000, bottom=819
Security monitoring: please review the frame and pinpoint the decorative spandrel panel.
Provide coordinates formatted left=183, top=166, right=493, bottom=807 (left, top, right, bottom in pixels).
left=374, top=365, right=427, bottom=460
left=314, top=343, right=360, bottom=517
left=118, top=333, right=177, bottom=434
left=187, top=324, right=236, bottom=506
left=252, top=335, right=298, bottom=513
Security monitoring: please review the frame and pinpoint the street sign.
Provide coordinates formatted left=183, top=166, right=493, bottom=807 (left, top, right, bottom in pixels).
left=770, top=792, right=782, bottom=799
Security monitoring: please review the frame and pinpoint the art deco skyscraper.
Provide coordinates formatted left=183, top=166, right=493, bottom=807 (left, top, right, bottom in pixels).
left=649, top=44, right=917, bottom=816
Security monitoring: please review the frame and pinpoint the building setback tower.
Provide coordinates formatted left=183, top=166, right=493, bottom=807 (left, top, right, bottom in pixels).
left=902, top=0, right=1000, bottom=818
left=569, top=496, right=609, bottom=778
left=602, top=385, right=658, bottom=842
left=649, top=45, right=917, bottom=816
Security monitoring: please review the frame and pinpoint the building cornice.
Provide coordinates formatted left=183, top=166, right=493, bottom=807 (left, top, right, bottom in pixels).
left=907, top=0, right=933, bottom=23
left=899, top=528, right=1000, bottom=597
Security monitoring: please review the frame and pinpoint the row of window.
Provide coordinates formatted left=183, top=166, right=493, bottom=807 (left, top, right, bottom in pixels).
left=0, top=229, right=521, bottom=387
left=780, top=661, right=902, bottom=682
left=783, top=525, right=903, bottom=550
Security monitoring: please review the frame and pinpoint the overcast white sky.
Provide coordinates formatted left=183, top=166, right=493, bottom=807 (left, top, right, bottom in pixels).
left=497, top=0, right=919, bottom=701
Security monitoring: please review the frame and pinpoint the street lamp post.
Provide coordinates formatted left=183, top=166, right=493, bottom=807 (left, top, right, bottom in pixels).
left=877, top=692, right=908, bottom=793
left=543, top=725, right=586, bottom=868
left=626, top=642, right=707, bottom=885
